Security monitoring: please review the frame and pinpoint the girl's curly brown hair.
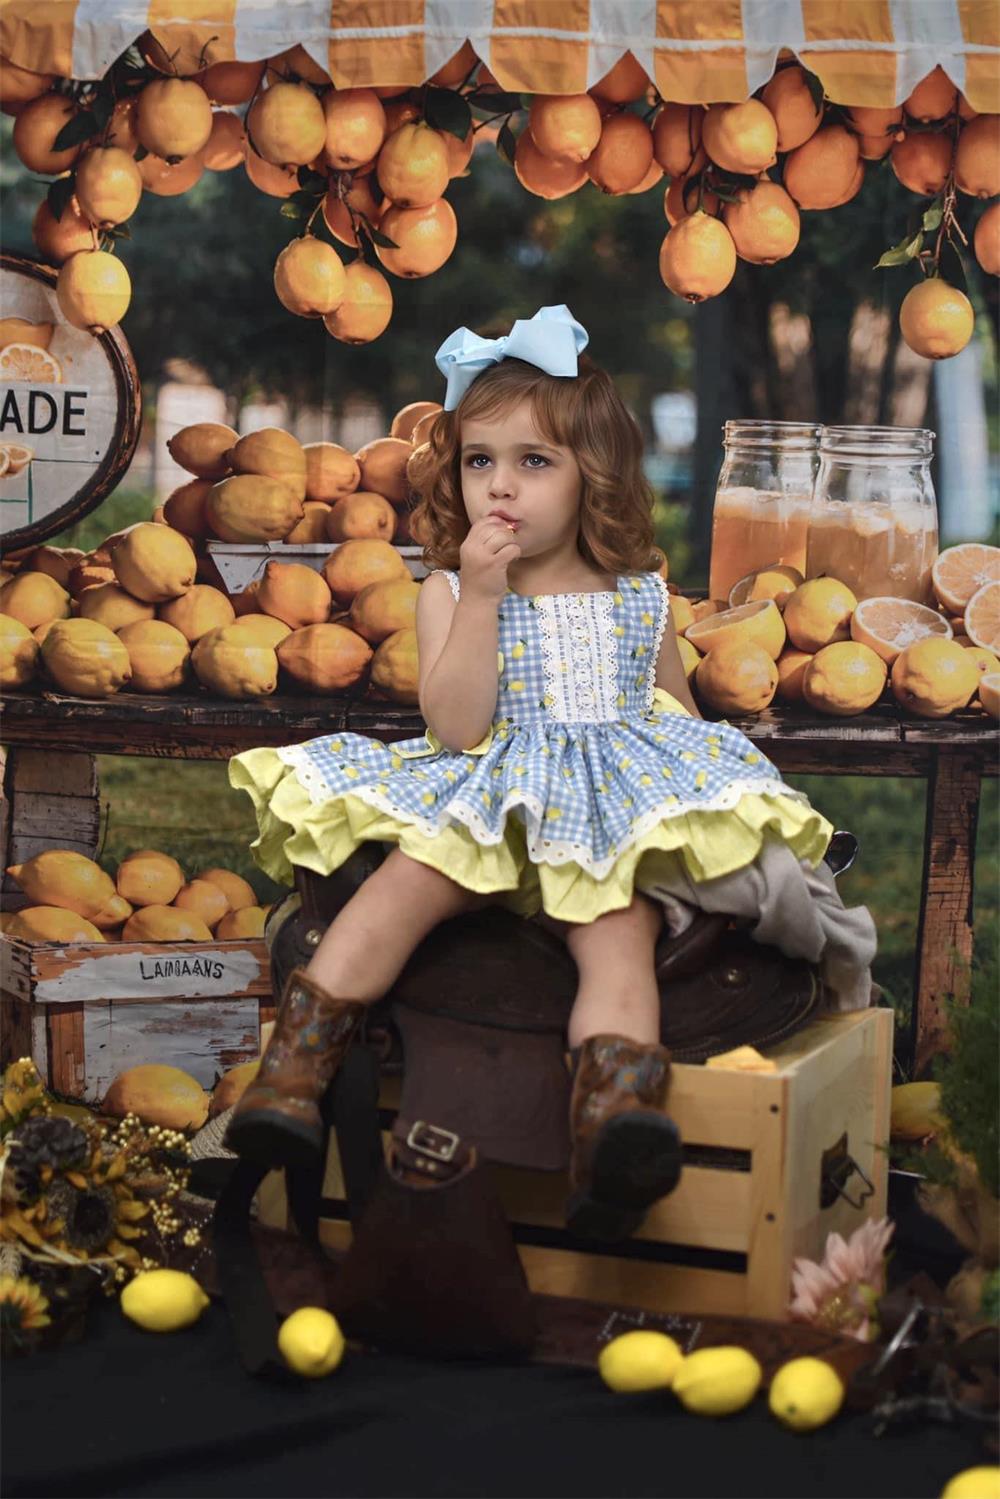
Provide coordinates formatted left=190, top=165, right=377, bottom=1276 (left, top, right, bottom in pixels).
left=407, top=354, right=661, bottom=576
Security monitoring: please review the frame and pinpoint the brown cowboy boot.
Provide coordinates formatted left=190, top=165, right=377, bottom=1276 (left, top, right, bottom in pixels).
left=224, top=967, right=366, bottom=1169
left=565, top=1034, right=682, bottom=1242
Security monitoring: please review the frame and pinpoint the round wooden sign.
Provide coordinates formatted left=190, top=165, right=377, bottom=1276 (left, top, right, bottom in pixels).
left=0, top=251, right=141, bottom=550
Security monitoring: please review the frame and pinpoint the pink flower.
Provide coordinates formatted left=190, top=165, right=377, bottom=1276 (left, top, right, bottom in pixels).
left=789, top=1216, right=895, bottom=1341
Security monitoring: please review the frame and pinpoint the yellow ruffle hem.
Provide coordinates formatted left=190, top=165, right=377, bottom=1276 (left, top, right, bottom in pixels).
left=230, top=689, right=833, bottom=926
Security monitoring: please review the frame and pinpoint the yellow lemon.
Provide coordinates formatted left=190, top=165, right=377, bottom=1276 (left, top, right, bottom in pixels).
left=113, top=522, right=196, bottom=604
left=227, top=427, right=307, bottom=502
left=102, top=1064, right=210, bottom=1129
left=198, top=867, right=257, bottom=911
left=598, top=1331, right=684, bottom=1392
left=768, top=1356, right=845, bottom=1431
left=8, top=906, right=106, bottom=943
left=116, top=849, right=184, bottom=907
left=90, top=893, right=133, bottom=930
left=173, top=878, right=230, bottom=931
left=117, top=619, right=191, bottom=693
left=782, top=577, right=858, bottom=652
left=192, top=625, right=278, bottom=699
left=159, top=584, right=236, bottom=643
left=274, top=236, right=346, bottom=318
left=670, top=595, right=695, bottom=633
left=899, top=278, right=975, bottom=361
left=671, top=1346, right=763, bottom=1416
left=941, top=1469, right=1000, bottom=1499
left=209, top=1058, right=261, bottom=1117
left=6, top=849, right=115, bottom=918
left=979, top=671, right=1000, bottom=720
left=120, top=1269, right=210, bottom=1332
left=695, top=641, right=778, bottom=715
left=891, top=1081, right=945, bottom=1140
left=79, top=583, right=156, bottom=632
left=891, top=637, right=981, bottom=718
left=167, top=421, right=238, bottom=479
left=676, top=636, right=701, bottom=682
left=0, top=612, right=39, bottom=688
left=207, top=474, right=304, bottom=542
left=230, top=613, right=292, bottom=648
left=277, top=1306, right=346, bottom=1377
left=56, top=249, right=131, bottom=335
left=685, top=598, right=786, bottom=661
left=801, top=641, right=887, bottom=716
left=728, top=563, right=804, bottom=609
left=41, top=618, right=132, bottom=697
left=0, top=570, right=71, bottom=630
left=215, top=905, right=267, bottom=940
left=121, top=904, right=214, bottom=943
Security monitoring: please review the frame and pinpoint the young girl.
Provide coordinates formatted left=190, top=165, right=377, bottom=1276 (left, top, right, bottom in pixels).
left=226, top=305, right=876, bottom=1241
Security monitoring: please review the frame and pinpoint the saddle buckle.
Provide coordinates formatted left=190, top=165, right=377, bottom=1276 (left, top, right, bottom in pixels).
left=406, top=1121, right=460, bottom=1163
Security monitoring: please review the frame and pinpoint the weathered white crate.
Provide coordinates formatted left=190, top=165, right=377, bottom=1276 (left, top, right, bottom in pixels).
left=207, top=542, right=428, bottom=595
left=0, top=750, right=101, bottom=911
left=259, top=1008, right=893, bottom=1323
left=0, top=934, right=274, bottom=1101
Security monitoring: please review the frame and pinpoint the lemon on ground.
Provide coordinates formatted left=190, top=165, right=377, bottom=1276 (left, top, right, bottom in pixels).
left=965, top=580, right=1000, bottom=652
left=9, top=906, right=106, bottom=943
left=0, top=570, right=71, bottom=630
left=198, top=867, right=257, bottom=911
left=768, top=1356, right=844, bottom=1431
left=192, top=624, right=279, bottom=698
left=891, top=1081, right=945, bottom=1139
left=891, top=637, right=981, bottom=717
left=695, top=642, right=778, bottom=715
left=0, top=612, right=39, bottom=688
left=56, top=250, right=131, bottom=335
left=278, top=1306, right=346, bottom=1378
left=850, top=596, right=954, bottom=665
left=121, top=905, right=214, bottom=944
left=598, top=1330, right=684, bottom=1392
left=215, top=906, right=267, bottom=940
left=782, top=578, right=858, bottom=652
left=932, top=542, right=1000, bottom=613
left=671, top=1346, right=763, bottom=1416
left=979, top=672, right=1000, bottom=720
left=120, top=1269, right=209, bottom=1332
left=899, top=278, right=975, bottom=361
left=728, top=564, right=804, bottom=609
left=685, top=598, right=786, bottom=661
left=802, top=641, right=888, bottom=716
left=42, top=618, right=132, bottom=696
left=113, top=522, right=196, bottom=603
left=117, top=850, right=185, bottom=906
left=941, top=1468, right=1000, bottom=1499
left=117, top=619, right=190, bottom=693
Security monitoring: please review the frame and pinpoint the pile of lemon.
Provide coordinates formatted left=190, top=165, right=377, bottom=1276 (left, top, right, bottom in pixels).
left=3, top=846, right=269, bottom=944
left=675, top=542, right=999, bottom=721
left=0, top=400, right=436, bottom=705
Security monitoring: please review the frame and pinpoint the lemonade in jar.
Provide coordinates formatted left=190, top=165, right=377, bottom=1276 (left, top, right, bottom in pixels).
left=806, top=426, right=938, bottom=604
left=709, top=421, right=819, bottom=604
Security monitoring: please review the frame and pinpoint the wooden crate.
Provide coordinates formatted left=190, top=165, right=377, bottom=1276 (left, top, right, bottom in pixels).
left=0, top=934, right=274, bottom=1101
left=258, top=1008, right=892, bottom=1322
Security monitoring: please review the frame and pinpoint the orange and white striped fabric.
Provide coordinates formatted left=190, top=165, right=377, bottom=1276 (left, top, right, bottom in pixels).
left=2, top=0, right=998, bottom=110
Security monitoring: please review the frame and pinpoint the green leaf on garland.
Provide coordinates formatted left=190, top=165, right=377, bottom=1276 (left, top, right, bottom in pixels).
left=875, top=231, right=923, bottom=268
left=424, top=86, right=472, bottom=140
left=496, top=119, right=517, bottom=166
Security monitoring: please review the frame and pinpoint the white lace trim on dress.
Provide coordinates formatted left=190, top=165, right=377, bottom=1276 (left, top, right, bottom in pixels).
left=646, top=574, right=671, bottom=715
left=440, top=569, right=461, bottom=602
left=537, top=591, right=619, bottom=723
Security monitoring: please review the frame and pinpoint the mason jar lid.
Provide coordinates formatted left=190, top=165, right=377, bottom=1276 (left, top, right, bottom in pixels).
left=819, top=424, right=935, bottom=458
left=722, top=419, right=821, bottom=451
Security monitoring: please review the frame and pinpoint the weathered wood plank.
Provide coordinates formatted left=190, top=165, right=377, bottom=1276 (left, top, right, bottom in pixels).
left=1, top=749, right=101, bottom=909
left=82, top=996, right=261, bottom=1098
left=0, top=937, right=270, bottom=1003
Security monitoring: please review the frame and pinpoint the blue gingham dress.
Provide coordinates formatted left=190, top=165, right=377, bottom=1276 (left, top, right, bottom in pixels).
left=266, top=569, right=803, bottom=883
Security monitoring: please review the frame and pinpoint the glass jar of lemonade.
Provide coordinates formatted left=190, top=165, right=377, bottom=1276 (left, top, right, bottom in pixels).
left=709, top=421, right=819, bottom=604
left=806, top=426, right=938, bottom=604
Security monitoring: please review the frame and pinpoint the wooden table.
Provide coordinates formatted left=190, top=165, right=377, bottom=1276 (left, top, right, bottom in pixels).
left=1, top=689, right=995, bottom=1075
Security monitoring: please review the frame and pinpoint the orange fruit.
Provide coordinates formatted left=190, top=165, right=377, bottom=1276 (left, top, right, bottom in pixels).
left=899, top=278, right=974, bottom=360
left=348, top=576, right=421, bottom=643
left=390, top=401, right=441, bottom=442
left=702, top=100, right=778, bottom=175
left=932, top=543, right=1000, bottom=613
left=376, top=198, right=457, bottom=277
left=626, top=160, right=664, bottom=194
left=954, top=114, right=1000, bottom=198
left=74, top=145, right=143, bottom=227
left=974, top=201, right=1000, bottom=275
left=590, top=53, right=649, bottom=105
left=304, top=441, right=361, bottom=502
left=761, top=65, right=823, bottom=152
left=849, top=596, right=954, bottom=664
left=782, top=578, right=858, bottom=652
left=784, top=125, right=861, bottom=209
left=256, top=560, right=332, bottom=629
left=173, top=878, right=230, bottom=930
left=685, top=597, right=786, bottom=661
left=728, top=564, right=803, bottom=609
left=56, top=247, right=132, bottom=335
left=529, top=94, right=603, bottom=164
left=891, top=637, right=980, bottom=717
left=322, top=88, right=386, bottom=171
left=326, top=491, right=397, bottom=542
left=248, top=80, right=327, bottom=167
left=904, top=66, right=958, bottom=123
left=0, top=343, right=61, bottom=382
left=965, top=580, right=1000, bottom=652
left=659, top=212, right=737, bottom=303
left=848, top=105, right=904, bottom=160
left=775, top=647, right=814, bottom=703
left=276, top=622, right=373, bottom=692
left=285, top=501, right=333, bottom=543
left=138, top=151, right=206, bottom=196
left=203, top=110, right=246, bottom=171
left=891, top=131, right=953, bottom=195
left=136, top=77, right=213, bottom=159
left=13, top=92, right=82, bottom=174
left=586, top=112, right=654, bottom=194
left=323, top=537, right=410, bottom=607
left=323, top=174, right=382, bottom=247
left=274, top=236, right=347, bottom=317
left=652, top=103, right=704, bottom=178
left=377, top=122, right=450, bottom=207
left=323, top=261, right=393, bottom=344
left=200, top=60, right=265, bottom=105
left=695, top=641, right=778, bottom=715
left=244, top=144, right=298, bottom=197
left=802, top=641, right=887, bottom=716
left=32, top=196, right=93, bottom=264
left=514, top=130, right=587, bottom=199
left=723, top=180, right=800, bottom=265
left=356, top=437, right=412, bottom=501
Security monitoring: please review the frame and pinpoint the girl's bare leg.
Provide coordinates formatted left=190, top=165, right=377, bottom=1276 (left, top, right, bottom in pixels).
left=304, top=846, right=495, bottom=1001
left=557, top=895, right=664, bottom=1049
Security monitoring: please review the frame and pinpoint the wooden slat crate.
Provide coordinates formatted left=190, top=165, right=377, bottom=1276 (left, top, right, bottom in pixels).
left=258, top=1008, right=892, bottom=1322
left=0, top=749, right=101, bottom=911
left=0, top=935, right=274, bottom=1101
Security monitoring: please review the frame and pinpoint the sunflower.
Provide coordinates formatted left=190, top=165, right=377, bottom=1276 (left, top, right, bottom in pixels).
left=0, top=1274, right=51, bottom=1341
left=3, top=1140, right=149, bottom=1270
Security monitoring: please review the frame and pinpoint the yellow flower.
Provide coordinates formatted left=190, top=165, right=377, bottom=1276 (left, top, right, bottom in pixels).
left=0, top=1275, right=50, bottom=1333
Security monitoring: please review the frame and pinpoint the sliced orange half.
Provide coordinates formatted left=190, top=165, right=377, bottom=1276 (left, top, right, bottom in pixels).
left=2, top=443, right=33, bottom=476
left=931, top=542, right=1000, bottom=614
left=684, top=597, right=786, bottom=661
left=850, top=596, right=953, bottom=664
left=965, top=580, right=1000, bottom=653
left=0, top=343, right=62, bottom=383
left=728, top=563, right=804, bottom=610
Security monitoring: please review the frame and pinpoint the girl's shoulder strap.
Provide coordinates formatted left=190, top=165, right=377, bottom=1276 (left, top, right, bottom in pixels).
left=646, top=570, right=671, bottom=663
left=432, top=568, right=460, bottom=602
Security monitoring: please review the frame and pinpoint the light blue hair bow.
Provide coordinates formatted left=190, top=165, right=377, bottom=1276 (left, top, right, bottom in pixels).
left=434, top=305, right=589, bottom=411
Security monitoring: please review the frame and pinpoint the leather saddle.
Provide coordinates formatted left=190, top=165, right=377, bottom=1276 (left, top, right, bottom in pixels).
left=264, top=831, right=859, bottom=1172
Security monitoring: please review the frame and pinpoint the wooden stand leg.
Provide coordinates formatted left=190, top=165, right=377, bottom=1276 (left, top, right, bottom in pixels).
left=911, top=749, right=982, bottom=1078
left=0, top=749, right=101, bottom=911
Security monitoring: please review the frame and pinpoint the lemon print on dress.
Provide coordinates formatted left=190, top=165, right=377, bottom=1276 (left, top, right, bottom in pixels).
left=512, top=640, right=526, bottom=659
left=422, top=792, right=435, bottom=805
left=641, top=611, right=654, bottom=626
left=635, top=674, right=646, bottom=688
left=635, top=644, right=647, bottom=658
left=629, top=577, right=642, bottom=591
left=330, top=739, right=343, bottom=750
left=695, top=770, right=708, bottom=789
left=680, top=750, right=695, bottom=762
left=546, top=808, right=563, bottom=821
left=497, top=651, right=504, bottom=673
left=481, top=792, right=491, bottom=808
left=614, top=625, right=625, bottom=638
left=391, top=754, right=402, bottom=770
left=661, top=766, right=673, bottom=778
left=618, top=757, right=633, bottom=771
left=613, top=592, right=623, bottom=606
left=345, top=766, right=360, bottom=779
left=509, top=681, right=525, bottom=692
left=616, top=692, right=626, bottom=708
left=744, top=751, right=761, bottom=764
left=640, top=774, right=653, bottom=786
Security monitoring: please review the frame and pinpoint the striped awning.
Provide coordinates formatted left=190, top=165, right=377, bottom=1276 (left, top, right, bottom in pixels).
left=2, top=0, right=998, bottom=110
